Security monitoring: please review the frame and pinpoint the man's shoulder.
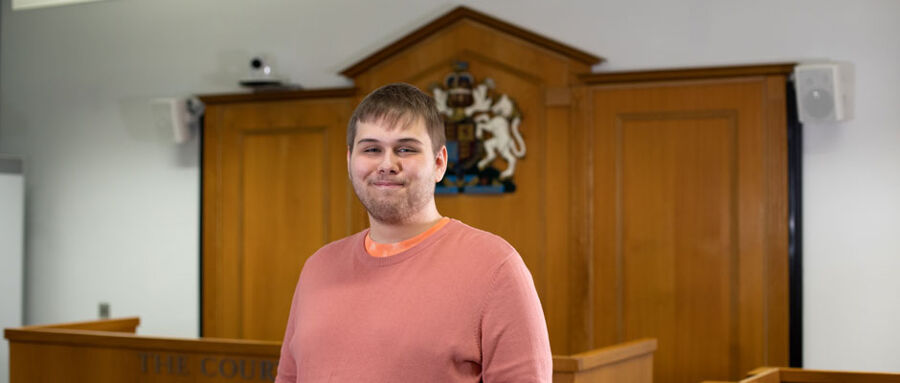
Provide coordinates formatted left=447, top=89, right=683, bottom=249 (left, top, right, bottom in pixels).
left=305, top=229, right=366, bottom=265
left=322, top=230, right=366, bottom=251
left=435, top=220, right=532, bottom=292
left=440, top=219, right=519, bottom=258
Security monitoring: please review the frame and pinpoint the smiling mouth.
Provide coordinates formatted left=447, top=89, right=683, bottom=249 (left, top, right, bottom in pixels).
left=371, top=181, right=404, bottom=188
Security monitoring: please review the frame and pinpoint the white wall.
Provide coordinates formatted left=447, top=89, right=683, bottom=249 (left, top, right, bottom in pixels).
left=0, top=160, right=24, bottom=383
left=1, top=0, right=897, bottom=372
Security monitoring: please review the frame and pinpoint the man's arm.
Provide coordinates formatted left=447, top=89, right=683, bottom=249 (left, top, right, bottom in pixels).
left=275, top=280, right=302, bottom=383
left=480, top=255, right=553, bottom=382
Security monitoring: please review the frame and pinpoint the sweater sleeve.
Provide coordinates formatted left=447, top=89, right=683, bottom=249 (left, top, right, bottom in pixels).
left=480, top=255, right=553, bottom=382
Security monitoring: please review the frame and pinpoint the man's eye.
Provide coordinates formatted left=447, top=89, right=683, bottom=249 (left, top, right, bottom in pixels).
left=363, top=147, right=381, bottom=153
left=397, top=147, right=418, bottom=154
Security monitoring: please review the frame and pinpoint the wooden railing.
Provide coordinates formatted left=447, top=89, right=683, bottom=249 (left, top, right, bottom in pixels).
left=704, top=366, right=900, bottom=383
left=6, top=318, right=657, bottom=382
left=553, top=338, right=657, bottom=383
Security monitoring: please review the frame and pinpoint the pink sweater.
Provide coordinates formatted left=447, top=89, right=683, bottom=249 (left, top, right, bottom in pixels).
left=276, top=219, right=552, bottom=382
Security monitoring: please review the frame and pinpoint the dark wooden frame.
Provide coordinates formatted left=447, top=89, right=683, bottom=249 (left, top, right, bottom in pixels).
left=786, top=78, right=804, bottom=367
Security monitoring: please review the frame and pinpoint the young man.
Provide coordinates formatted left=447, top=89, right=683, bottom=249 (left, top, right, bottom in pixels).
left=276, top=83, right=552, bottom=382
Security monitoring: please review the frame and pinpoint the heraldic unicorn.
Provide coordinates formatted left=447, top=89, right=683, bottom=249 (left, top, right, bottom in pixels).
left=431, top=62, right=526, bottom=194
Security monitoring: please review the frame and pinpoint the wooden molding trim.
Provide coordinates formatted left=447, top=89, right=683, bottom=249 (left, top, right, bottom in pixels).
left=339, top=6, right=603, bottom=78
left=777, top=368, right=900, bottom=383
left=6, top=319, right=657, bottom=371
left=16, top=317, right=140, bottom=333
left=579, top=63, right=796, bottom=85
left=706, top=367, right=900, bottom=383
left=5, top=327, right=280, bottom=356
left=553, top=338, right=657, bottom=372
left=197, top=87, right=357, bottom=105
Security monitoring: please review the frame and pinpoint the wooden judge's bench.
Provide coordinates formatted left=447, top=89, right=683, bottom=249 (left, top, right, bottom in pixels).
left=4, top=317, right=657, bottom=382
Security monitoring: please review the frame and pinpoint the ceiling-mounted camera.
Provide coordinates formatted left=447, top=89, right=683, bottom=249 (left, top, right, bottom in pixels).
left=250, top=57, right=269, bottom=74
left=240, top=55, right=288, bottom=89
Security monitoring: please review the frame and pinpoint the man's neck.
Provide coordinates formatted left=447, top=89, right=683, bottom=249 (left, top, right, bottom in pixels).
left=368, top=207, right=444, bottom=244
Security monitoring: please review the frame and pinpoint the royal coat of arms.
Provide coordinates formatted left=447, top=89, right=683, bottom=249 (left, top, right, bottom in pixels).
left=431, top=62, right=526, bottom=194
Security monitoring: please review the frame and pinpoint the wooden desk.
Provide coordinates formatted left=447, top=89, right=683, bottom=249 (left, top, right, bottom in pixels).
left=704, top=367, right=900, bottom=383
left=6, top=318, right=656, bottom=382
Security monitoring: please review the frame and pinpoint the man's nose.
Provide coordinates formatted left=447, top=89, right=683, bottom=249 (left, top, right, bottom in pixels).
left=377, top=151, right=400, bottom=174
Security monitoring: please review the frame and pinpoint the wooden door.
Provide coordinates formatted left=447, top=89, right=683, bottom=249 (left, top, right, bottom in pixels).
left=586, top=76, right=789, bottom=383
left=202, top=96, right=355, bottom=341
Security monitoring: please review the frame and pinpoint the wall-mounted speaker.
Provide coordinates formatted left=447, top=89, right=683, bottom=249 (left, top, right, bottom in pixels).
left=151, top=97, right=204, bottom=144
left=152, top=98, right=191, bottom=144
left=794, top=62, right=854, bottom=123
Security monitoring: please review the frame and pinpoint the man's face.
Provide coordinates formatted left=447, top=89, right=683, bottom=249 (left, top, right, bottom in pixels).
left=348, top=117, right=447, bottom=224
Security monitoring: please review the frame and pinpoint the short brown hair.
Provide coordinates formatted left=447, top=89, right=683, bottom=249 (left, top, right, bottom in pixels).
left=347, top=83, right=446, bottom=153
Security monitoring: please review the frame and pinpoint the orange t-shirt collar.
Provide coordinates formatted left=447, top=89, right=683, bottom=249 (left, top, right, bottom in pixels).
left=365, top=217, right=451, bottom=258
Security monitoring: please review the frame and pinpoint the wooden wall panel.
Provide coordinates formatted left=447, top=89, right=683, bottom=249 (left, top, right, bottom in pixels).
left=587, top=78, right=789, bottom=383
left=620, top=114, right=737, bottom=382
left=240, top=128, right=327, bottom=341
left=544, top=101, right=574, bottom=355
left=202, top=98, right=354, bottom=341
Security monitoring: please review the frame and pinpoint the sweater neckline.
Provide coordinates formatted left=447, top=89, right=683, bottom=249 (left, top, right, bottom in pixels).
left=365, top=217, right=451, bottom=258
left=355, top=219, right=459, bottom=267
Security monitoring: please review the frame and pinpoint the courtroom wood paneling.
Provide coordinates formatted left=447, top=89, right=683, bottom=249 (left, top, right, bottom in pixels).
left=545, top=100, right=576, bottom=354
left=202, top=97, right=355, bottom=341
left=587, top=77, right=789, bottom=383
left=197, top=7, right=794, bottom=376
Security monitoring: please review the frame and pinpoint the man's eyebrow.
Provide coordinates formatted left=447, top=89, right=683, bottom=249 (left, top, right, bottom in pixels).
left=396, top=138, right=424, bottom=145
left=356, top=138, right=381, bottom=145
left=355, top=137, right=424, bottom=145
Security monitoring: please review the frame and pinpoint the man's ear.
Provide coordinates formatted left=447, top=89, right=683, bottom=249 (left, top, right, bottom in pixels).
left=347, top=146, right=352, bottom=178
left=434, top=145, right=448, bottom=182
